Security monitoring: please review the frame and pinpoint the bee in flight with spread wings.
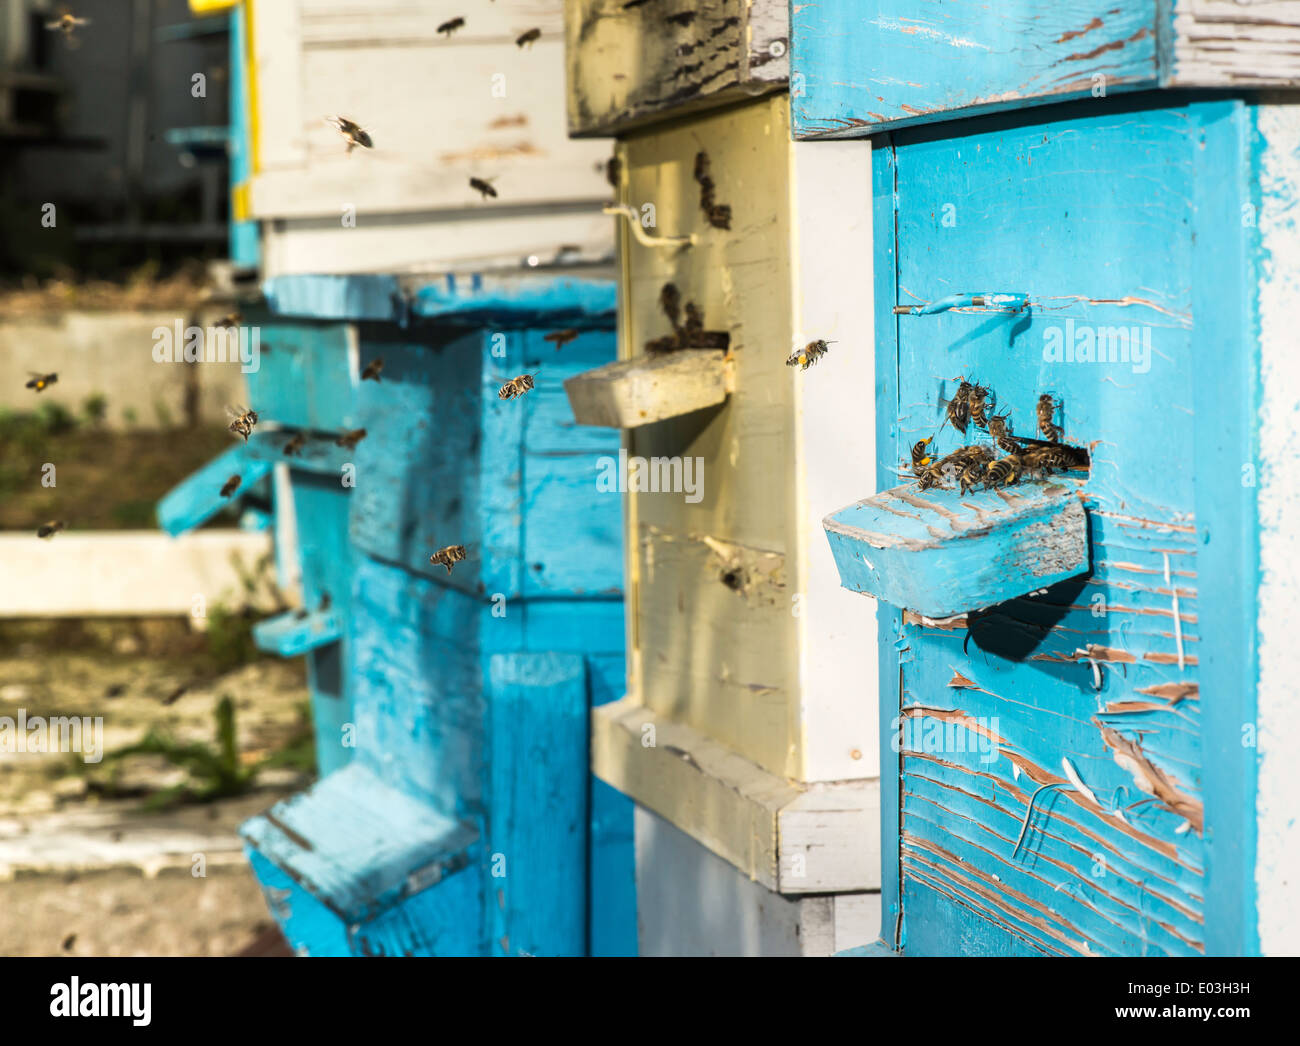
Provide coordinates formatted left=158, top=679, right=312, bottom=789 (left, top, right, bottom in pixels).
left=226, top=404, right=259, bottom=442
left=325, top=115, right=373, bottom=153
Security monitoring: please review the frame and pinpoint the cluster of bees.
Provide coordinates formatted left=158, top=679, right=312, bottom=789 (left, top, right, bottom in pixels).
left=693, top=153, right=732, bottom=231
left=644, top=283, right=730, bottom=355
left=911, top=383, right=1088, bottom=494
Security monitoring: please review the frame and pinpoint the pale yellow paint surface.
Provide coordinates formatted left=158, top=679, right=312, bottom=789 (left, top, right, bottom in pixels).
left=621, top=95, right=801, bottom=780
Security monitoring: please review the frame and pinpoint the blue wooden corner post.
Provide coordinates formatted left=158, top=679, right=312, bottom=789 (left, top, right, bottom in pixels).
left=232, top=274, right=636, bottom=956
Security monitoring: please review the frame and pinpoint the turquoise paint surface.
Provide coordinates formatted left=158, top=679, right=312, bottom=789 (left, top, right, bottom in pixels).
left=791, top=0, right=1159, bottom=139
left=868, top=95, right=1243, bottom=956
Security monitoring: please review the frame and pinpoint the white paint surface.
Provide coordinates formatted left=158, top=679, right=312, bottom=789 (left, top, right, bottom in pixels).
left=1255, top=101, right=1300, bottom=957
left=0, top=531, right=274, bottom=617
left=789, top=137, right=879, bottom=781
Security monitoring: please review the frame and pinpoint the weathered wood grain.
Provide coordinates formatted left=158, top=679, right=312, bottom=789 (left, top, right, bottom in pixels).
left=564, top=350, right=731, bottom=428
left=564, top=0, right=788, bottom=137
left=592, top=696, right=880, bottom=892
left=824, top=482, right=1090, bottom=619
left=790, top=0, right=1300, bottom=140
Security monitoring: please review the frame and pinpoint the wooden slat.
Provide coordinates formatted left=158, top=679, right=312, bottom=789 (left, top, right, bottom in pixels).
left=563, top=351, right=731, bottom=429
left=565, top=0, right=788, bottom=137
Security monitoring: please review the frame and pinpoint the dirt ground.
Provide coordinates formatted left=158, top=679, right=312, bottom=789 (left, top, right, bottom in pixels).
left=0, top=618, right=314, bottom=956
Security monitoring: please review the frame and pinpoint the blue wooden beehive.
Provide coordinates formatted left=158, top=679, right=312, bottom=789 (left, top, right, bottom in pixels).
left=795, top=2, right=1299, bottom=956
left=161, top=272, right=636, bottom=956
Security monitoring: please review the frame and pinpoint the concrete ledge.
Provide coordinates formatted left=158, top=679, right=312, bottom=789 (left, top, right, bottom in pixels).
left=0, top=530, right=274, bottom=616
left=593, top=695, right=880, bottom=893
left=564, top=351, right=732, bottom=429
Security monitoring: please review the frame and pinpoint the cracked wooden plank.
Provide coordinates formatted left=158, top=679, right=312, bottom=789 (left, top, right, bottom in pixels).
left=565, top=0, right=788, bottom=136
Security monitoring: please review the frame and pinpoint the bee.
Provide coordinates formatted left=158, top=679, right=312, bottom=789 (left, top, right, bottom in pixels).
left=325, top=115, right=373, bottom=152
left=909, top=438, right=933, bottom=477
left=786, top=340, right=834, bottom=371
left=988, top=412, right=1020, bottom=454
left=968, top=382, right=991, bottom=429
left=498, top=374, right=536, bottom=400
left=361, top=357, right=384, bottom=382
left=605, top=156, right=621, bottom=191
left=37, top=520, right=65, bottom=539
left=25, top=372, right=57, bottom=392
left=916, top=463, right=945, bottom=492
left=945, top=379, right=973, bottom=434
left=1037, top=394, right=1062, bottom=441
left=46, top=11, right=89, bottom=40
left=213, top=312, right=241, bottom=329
left=282, top=432, right=306, bottom=457
left=437, top=17, right=465, bottom=37
left=429, top=544, right=468, bottom=574
left=220, top=475, right=242, bottom=498
left=544, top=329, right=579, bottom=350
left=335, top=428, right=367, bottom=450
left=226, top=404, right=259, bottom=442
left=985, top=453, right=1024, bottom=490
left=959, top=459, right=990, bottom=494
left=1021, top=443, right=1089, bottom=472
left=515, top=28, right=541, bottom=48
left=62, top=933, right=76, bottom=952
left=470, top=176, right=498, bottom=200
left=659, top=283, right=682, bottom=329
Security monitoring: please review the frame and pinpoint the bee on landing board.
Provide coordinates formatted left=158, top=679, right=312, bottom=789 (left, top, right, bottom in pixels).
left=335, top=428, right=367, bottom=450
left=429, top=544, right=468, bottom=574
left=26, top=372, right=57, bottom=392
left=226, top=405, right=259, bottom=442
left=985, top=452, right=1024, bottom=490
left=1037, top=393, right=1063, bottom=441
left=909, top=438, right=933, bottom=477
left=437, top=17, right=465, bottom=37
left=37, top=520, right=65, bottom=539
left=282, top=432, right=306, bottom=457
left=544, top=329, right=579, bottom=350
left=220, top=475, right=241, bottom=499
left=498, top=374, right=535, bottom=401
left=515, top=28, right=541, bottom=48
left=361, top=357, right=384, bottom=382
left=325, top=116, right=373, bottom=152
left=786, top=340, right=834, bottom=371
left=470, top=177, right=498, bottom=200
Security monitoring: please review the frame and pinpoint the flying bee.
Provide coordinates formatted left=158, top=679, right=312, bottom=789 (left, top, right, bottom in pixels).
left=968, top=382, right=991, bottom=429
left=37, top=520, right=65, bottom=539
left=605, top=156, right=621, bottom=191
left=498, top=374, right=536, bottom=401
left=516, top=28, right=541, bottom=48
left=213, top=312, right=241, bottom=329
left=786, top=340, right=834, bottom=371
left=25, top=372, right=57, bottom=392
left=1037, top=393, right=1063, bottom=441
left=429, top=544, right=468, bottom=574
left=282, top=432, right=306, bottom=457
left=985, top=453, right=1024, bottom=490
left=220, top=474, right=242, bottom=498
left=910, top=438, right=933, bottom=477
left=325, top=115, right=373, bottom=152
left=226, top=404, right=259, bottom=442
left=335, top=428, right=367, bottom=450
left=47, top=11, right=89, bottom=40
left=988, top=412, right=1020, bottom=454
left=437, top=17, right=465, bottom=37
left=943, top=379, right=974, bottom=434
left=470, top=176, right=498, bottom=200
left=361, top=357, right=384, bottom=382
left=544, top=329, right=579, bottom=350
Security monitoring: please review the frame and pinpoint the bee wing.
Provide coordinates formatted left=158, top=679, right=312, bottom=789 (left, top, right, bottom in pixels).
left=225, top=404, right=249, bottom=419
